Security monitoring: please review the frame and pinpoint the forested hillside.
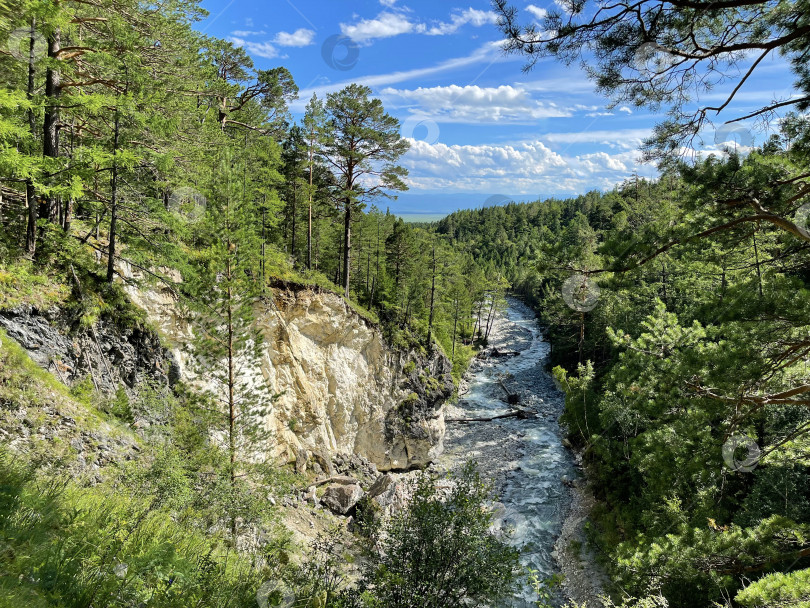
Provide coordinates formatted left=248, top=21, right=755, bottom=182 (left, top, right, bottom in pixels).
left=0, top=0, right=519, bottom=375
left=439, top=125, right=810, bottom=605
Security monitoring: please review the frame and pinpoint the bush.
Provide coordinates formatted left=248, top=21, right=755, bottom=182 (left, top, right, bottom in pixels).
left=362, top=461, right=521, bottom=608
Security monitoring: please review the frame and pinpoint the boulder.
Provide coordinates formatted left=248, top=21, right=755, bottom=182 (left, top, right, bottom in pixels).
left=311, top=449, right=335, bottom=476
left=303, top=485, right=319, bottom=505
left=321, top=483, right=364, bottom=515
left=367, top=473, right=395, bottom=499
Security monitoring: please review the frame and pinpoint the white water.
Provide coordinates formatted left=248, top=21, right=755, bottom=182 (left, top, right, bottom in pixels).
left=438, top=298, right=576, bottom=606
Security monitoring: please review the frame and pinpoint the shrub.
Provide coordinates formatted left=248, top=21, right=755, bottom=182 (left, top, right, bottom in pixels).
left=362, top=461, right=521, bottom=608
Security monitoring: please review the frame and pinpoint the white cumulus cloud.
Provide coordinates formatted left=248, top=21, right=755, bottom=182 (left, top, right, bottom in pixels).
left=231, top=30, right=266, bottom=37
left=425, top=8, right=498, bottom=35
left=273, top=28, right=315, bottom=47
left=399, top=137, right=654, bottom=194
left=341, top=7, right=498, bottom=43
left=341, top=12, right=419, bottom=43
left=525, top=5, right=547, bottom=20
left=381, top=84, right=570, bottom=123
left=229, top=37, right=279, bottom=59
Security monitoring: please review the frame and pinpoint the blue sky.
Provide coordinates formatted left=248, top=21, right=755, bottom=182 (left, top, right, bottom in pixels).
left=196, top=0, right=798, bottom=213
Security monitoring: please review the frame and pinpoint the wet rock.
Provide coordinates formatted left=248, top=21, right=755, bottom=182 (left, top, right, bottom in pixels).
left=321, top=483, right=364, bottom=515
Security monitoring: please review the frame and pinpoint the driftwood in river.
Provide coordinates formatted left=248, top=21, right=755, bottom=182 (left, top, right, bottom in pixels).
left=446, top=408, right=534, bottom=423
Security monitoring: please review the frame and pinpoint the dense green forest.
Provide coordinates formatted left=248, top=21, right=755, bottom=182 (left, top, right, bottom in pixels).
left=0, top=0, right=512, bottom=606
left=475, top=1, right=810, bottom=601
left=2, top=0, right=810, bottom=606
left=438, top=120, right=810, bottom=607
left=0, top=0, right=514, bottom=371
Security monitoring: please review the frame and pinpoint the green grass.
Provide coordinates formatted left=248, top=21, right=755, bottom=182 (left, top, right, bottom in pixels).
left=0, top=260, right=69, bottom=310
left=0, top=328, right=294, bottom=608
left=0, top=327, right=135, bottom=458
left=0, top=450, right=272, bottom=608
left=266, top=264, right=381, bottom=326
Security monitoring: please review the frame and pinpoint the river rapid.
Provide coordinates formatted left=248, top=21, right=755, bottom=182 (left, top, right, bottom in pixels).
left=436, top=297, right=578, bottom=606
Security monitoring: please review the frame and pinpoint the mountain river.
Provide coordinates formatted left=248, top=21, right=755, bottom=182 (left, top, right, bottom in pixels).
left=436, top=297, right=578, bottom=606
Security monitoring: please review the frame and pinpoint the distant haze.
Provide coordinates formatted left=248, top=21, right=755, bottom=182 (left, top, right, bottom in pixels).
left=372, top=193, right=537, bottom=219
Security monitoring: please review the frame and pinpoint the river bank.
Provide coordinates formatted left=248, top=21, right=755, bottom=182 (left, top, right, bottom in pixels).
left=553, top=474, right=609, bottom=606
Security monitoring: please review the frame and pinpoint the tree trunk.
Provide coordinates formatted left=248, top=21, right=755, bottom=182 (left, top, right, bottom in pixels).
left=753, top=227, right=763, bottom=298
left=41, top=27, right=61, bottom=224
left=427, top=242, right=437, bottom=350
left=106, top=109, right=120, bottom=283
left=343, top=198, right=351, bottom=297
left=484, top=296, right=496, bottom=340
left=226, top=254, right=237, bottom=539
left=374, top=215, right=381, bottom=302
left=290, top=181, right=297, bottom=262
left=335, top=227, right=342, bottom=286
left=25, top=19, right=37, bottom=257
left=63, top=198, right=73, bottom=234
left=261, top=205, right=266, bottom=289
left=307, top=134, right=314, bottom=270
left=452, top=297, right=460, bottom=358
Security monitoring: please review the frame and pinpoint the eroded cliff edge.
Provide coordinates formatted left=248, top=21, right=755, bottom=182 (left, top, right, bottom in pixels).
left=128, top=270, right=455, bottom=471
left=1, top=274, right=454, bottom=471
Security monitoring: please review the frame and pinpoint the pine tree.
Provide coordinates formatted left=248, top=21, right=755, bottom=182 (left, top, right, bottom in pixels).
left=322, top=84, right=408, bottom=298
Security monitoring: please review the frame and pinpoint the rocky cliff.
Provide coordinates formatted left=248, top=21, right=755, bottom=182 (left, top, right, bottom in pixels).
left=120, top=270, right=455, bottom=471
left=2, top=275, right=454, bottom=471
left=0, top=304, right=176, bottom=397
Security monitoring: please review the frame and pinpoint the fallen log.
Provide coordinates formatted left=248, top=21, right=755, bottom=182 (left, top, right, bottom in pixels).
left=446, top=409, right=534, bottom=423
left=498, top=379, right=521, bottom=404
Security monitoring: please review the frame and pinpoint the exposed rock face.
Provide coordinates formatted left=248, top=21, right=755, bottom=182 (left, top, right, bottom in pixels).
left=122, top=273, right=455, bottom=471
left=0, top=304, right=177, bottom=396
left=1, top=266, right=454, bottom=471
